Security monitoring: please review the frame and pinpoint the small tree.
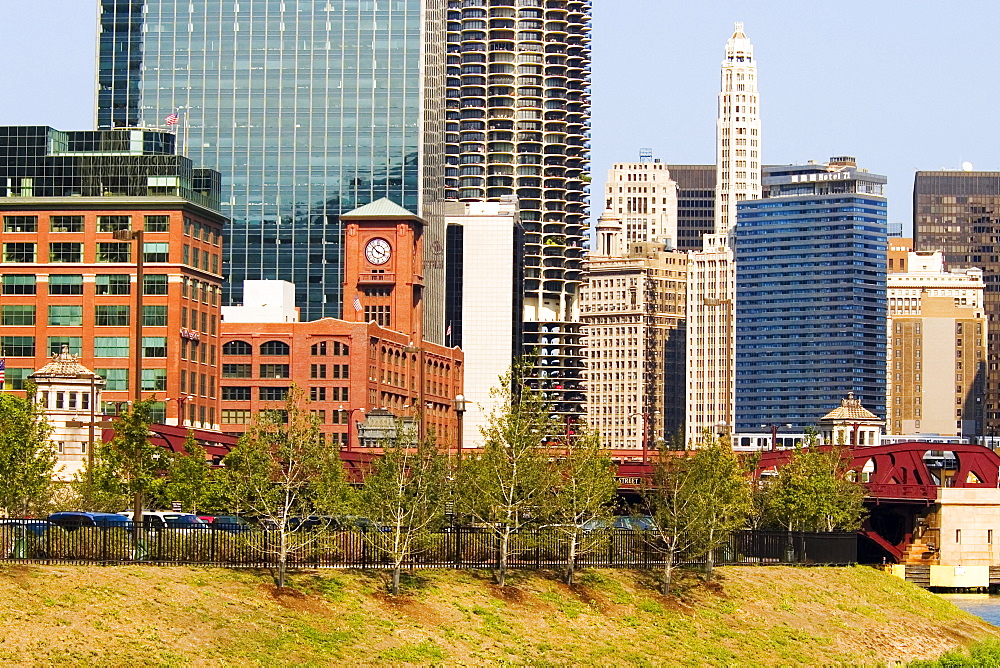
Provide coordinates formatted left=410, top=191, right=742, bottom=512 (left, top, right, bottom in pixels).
left=221, top=385, right=350, bottom=587
left=0, top=388, right=56, bottom=517
left=766, top=443, right=867, bottom=534
left=358, top=427, right=449, bottom=595
left=163, top=432, right=214, bottom=515
left=643, top=434, right=752, bottom=593
left=455, top=360, right=559, bottom=586
left=96, top=399, right=164, bottom=524
left=544, top=429, right=617, bottom=585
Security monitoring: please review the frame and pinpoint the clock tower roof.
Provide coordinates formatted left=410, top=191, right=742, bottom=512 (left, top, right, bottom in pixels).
left=341, top=198, right=423, bottom=223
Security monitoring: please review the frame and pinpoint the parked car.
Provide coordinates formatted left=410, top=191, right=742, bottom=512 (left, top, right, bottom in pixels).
left=0, top=519, right=49, bottom=537
left=48, top=512, right=130, bottom=531
left=581, top=515, right=656, bottom=532
left=207, top=516, right=253, bottom=533
left=116, top=511, right=209, bottom=530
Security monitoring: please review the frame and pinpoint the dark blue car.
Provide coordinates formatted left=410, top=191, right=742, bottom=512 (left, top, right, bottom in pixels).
left=48, top=512, right=131, bottom=531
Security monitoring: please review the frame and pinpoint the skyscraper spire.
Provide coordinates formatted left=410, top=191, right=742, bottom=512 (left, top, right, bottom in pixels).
left=715, top=21, right=762, bottom=235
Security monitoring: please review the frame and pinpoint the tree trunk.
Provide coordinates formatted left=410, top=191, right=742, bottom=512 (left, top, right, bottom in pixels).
left=277, top=529, right=288, bottom=588
left=497, top=530, right=509, bottom=587
left=391, top=565, right=401, bottom=596
left=705, top=547, right=715, bottom=582
left=565, top=533, right=577, bottom=585
left=662, top=556, right=674, bottom=596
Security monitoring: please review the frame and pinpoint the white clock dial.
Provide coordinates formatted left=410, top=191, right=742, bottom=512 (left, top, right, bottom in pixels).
left=365, top=238, right=392, bottom=265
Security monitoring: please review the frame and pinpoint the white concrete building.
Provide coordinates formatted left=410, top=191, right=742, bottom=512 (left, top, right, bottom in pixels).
left=28, top=347, right=106, bottom=482
left=444, top=199, right=523, bottom=449
left=685, top=234, right=736, bottom=446
left=715, top=21, right=761, bottom=236
left=221, top=280, right=299, bottom=324
left=602, top=159, right=679, bottom=249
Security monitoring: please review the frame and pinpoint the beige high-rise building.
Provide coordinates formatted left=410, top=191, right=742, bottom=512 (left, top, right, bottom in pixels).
left=715, top=21, right=762, bottom=236
left=602, top=159, right=679, bottom=249
left=887, top=251, right=986, bottom=437
left=685, top=234, right=736, bottom=445
left=581, top=214, right=687, bottom=454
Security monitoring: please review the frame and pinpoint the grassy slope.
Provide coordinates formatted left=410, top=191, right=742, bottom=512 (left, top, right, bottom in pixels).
left=0, top=564, right=995, bottom=666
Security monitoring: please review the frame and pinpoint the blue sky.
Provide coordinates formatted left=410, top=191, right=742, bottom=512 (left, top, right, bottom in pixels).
left=3, top=1, right=1000, bottom=230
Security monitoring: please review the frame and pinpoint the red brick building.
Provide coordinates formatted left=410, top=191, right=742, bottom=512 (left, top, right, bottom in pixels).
left=220, top=199, right=464, bottom=452
left=0, top=127, right=225, bottom=428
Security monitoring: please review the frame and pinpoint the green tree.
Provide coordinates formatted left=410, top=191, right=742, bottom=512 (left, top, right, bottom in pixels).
left=220, top=385, right=350, bottom=587
left=358, top=426, right=450, bottom=595
left=643, top=434, right=752, bottom=593
left=0, top=388, right=56, bottom=516
left=455, top=361, right=560, bottom=586
left=94, top=399, right=164, bottom=524
left=544, top=429, right=617, bottom=585
left=163, top=432, right=214, bottom=515
left=766, top=444, right=867, bottom=533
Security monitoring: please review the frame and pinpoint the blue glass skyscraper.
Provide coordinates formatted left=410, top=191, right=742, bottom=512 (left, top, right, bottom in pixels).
left=97, top=0, right=446, bottom=335
left=734, top=157, right=888, bottom=430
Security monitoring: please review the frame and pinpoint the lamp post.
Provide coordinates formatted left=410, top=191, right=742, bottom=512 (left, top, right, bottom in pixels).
left=453, top=394, right=466, bottom=468
left=762, top=423, right=793, bottom=451
left=168, top=395, right=196, bottom=427
left=339, top=406, right=365, bottom=451
left=112, top=226, right=144, bottom=403
left=631, top=410, right=659, bottom=464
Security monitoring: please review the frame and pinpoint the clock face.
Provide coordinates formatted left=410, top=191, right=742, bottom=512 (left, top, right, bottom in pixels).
left=365, top=237, right=392, bottom=265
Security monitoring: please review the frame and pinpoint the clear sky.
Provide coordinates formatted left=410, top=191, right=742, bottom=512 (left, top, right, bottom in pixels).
left=4, top=1, right=1000, bottom=231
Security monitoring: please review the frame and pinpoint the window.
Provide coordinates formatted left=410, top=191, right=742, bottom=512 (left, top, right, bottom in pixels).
left=311, top=341, right=327, bottom=356
left=333, top=342, right=350, bottom=356
left=311, top=410, right=326, bottom=424
left=150, top=402, right=167, bottom=424
left=221, top=409, right=251, bottom=425
left=96, top=243, right=131, bottom=263
left=48, top=337, right=82, bottom=355
left=2, top=367, right=29, bottom=390
left=95, top=274, right=130, bottom=295
left=50, top=215, right=83, bottom=233
left=3, top=216, right=37, bottom=232
left=364, top=305, right=391, bottom=327
left=331, top=387, right=349, bottom=402
left=223, top=340, right=252, bottom=355
left=142, top=336, right=168, bottom=358
left=260, top=364, right=290, bottom=378
left=95, top=305, right=130, bottom=327
left=3, top=243, right=36, bottom=262
left=310, top=387, right=327, bottom=401
left=143, top=274, right=168, bottom=295
left=183, top=245, right=190, bottom=265
left=142, top=368, right=167, bottom=391
left=48, top=305, right=82, bottom=326
left=260, top=340, right=290, bottom=356
left=311, top=364, right=327, bottom=379
left=143, top=242, right=169, bottom=263
left=332, top=364, right=350, bottom=379
left=259, top=387, right=289, bottom=401
left=1, top=305, right=35, bottom=326
left=49, top=243, right=83, bottom=263
left=222, top=364, right=252, bottom=378
left=2, top=275, right=35, bottom=295
left=94, top=337, right=129, bottom=357
left=96, top=368, right=128, bottom=391
left=222, top=386, right=251, bottom=401
left=144, top=215, right=169, bottom=233
left=49, top=274, right=82, bottom=295
left=97, top=215, right=130, bottom=233
left=143, top=305, right=167, bottom=327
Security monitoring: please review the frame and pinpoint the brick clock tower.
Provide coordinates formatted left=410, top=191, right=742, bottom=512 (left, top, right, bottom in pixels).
left=341, top=198, right=424, bottom=342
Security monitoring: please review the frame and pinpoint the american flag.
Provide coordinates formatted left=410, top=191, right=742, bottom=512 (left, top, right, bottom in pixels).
left=165, top=113, right=179, bottom=126
left=0, top=358, right=5, bottom=386
left=353, top=295, right=362, bottom=312
left=446, top=324, right=452, bottom=337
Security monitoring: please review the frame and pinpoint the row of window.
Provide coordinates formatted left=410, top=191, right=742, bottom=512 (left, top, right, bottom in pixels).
left=2, top=242, right=172, bottom=264
left=220, top=386, right=351, bottom=402
left=0, top=304, right=167, bottom=327
left=2, top=273, right=169, bottom=295
left=2, top=214, right=170, bottom=234
left=0, top=368, right=164, bottom=392
left=219, top=363, right=350, bottom=379
left=222, top=340, right=353, bottom=357
left=0, top=336, right=168, bottom=358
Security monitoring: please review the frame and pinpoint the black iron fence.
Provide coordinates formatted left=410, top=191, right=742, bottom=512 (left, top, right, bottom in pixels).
left=0, top=523, right=857, bottom=569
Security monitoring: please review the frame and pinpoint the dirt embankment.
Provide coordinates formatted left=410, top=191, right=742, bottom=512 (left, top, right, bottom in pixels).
left=0, top=564, right=994, bottom=665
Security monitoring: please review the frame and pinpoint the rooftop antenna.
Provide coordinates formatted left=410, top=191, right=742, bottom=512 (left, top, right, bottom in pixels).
left=638, top=148, right=653, bottom=163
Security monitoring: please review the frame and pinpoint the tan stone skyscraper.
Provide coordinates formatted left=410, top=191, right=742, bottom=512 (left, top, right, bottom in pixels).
left=714, top=21, right=761, bottom=235
left=602, top=158, right=679, bottom=249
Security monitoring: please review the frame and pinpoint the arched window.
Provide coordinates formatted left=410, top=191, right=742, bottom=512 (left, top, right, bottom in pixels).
left=260, top=340, right=290, bottom=356
left=223, top=340, right=252, bottom=356
left=311, top=341, right=327, bottom=356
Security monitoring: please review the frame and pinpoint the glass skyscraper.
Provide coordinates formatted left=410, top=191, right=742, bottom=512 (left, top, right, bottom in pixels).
left=97, top=0, right=446, bottom=334
left=734, top=157, right=888, bottom=431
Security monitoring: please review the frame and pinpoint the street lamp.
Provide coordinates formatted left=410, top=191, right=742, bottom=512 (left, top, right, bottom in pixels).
left=339, top=406, right=365, bottom=451
left=112, top=226, right=144, bottom=403
left=166, top=395, right=196, bottom=426
left=453, top=394, right=466, bottom=468
left=761, top=423, right=793, bottom=451
left=631, top=410, right=660, bottom=464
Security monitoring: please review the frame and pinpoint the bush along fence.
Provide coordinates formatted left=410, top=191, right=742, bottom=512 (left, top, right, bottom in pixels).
left=0, top=524, right=858, bottom=569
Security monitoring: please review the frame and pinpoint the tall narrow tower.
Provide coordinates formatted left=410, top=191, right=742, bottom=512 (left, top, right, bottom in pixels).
left=714, top=22, right=761, bottom=235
